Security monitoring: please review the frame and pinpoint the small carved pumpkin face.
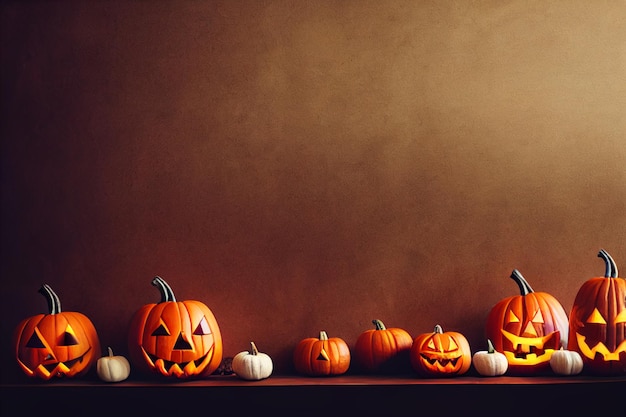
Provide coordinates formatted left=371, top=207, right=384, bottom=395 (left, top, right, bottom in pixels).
left=13, top=284, right=100, bottom=380
left=486, top=270, right=569, bottom=374
left=410, top=325, right=471, bottom=376
left=293, top=331, right=350, bottom=376
left=128, top=277, right=222, bottom=378
left=568, top=250, right=626, bottom=375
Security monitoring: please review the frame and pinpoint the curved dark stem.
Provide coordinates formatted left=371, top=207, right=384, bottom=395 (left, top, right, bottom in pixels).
left=38, top=284, right=61, bottom=315
left=151, top=276, right=176, bottom=303
left=434, top=324, right=443, bottom=334
left=510, top=269, right=534, bottom=295
left=598, top=249, right=618, bottom=278
left=372, top=319, right=386, bottom=331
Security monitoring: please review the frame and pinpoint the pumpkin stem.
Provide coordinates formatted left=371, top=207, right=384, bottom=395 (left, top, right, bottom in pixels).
left=372, top=319, right=387, bottom=331
left=151, top=276, right=177, bottom=303
left=107, top=346, right=114, bottom=357
left=487, top=339, right=495, bottom=354
left=510, top=269, right=534, bottom=295
left=434, top=324, right=443, bottom=334
left=38, top=284, right=61, bottom=315
left=249, top=341, right=259, bottom=355
left=319, top=331, right=329, bottom=341
left=598, top=249, right=618, bottom=278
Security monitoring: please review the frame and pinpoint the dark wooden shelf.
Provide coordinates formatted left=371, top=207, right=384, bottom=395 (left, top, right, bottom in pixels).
left=2, top=374, right=624, bottom=416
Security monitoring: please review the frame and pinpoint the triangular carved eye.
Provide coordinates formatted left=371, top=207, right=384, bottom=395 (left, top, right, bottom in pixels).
left=26, top=329, right=46, bottom=348
left=507, top=311, right=520, bottom=323
left=193, top=317, right=211, bottom=335
left=586, top=308, right=607, bottom=324
left=447, top=338, right=458, bottom=352
left=427, top=339, right=436, bottom=350
left=532, top=310, right=544, bottom=324
left=616, top=309, right=626, bottom=324
left=152, top=320, right=170, bottom=336
left=62, top=324, right=80, bottom=346
left=316, top=349, right=329, bottom=361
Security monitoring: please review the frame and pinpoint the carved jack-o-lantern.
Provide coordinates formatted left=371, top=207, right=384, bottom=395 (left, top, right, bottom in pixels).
left=568, top=250, right=626, bottom=375
left=293, top=330, right=350, bottom=376
left=12, top=284, right=101, bottom=380
left=127, top=276, right=222, bottom=378
left=485, top=269, right=569, bottom=375
left=410, top=325, right=471, bottom=377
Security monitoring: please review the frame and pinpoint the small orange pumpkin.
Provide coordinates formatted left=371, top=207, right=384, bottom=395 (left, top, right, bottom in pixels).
left=353, top=319, right=413, bottom=373
left=293, top=330, right=350, bottom=376
left=127, top=276, right=223, bottom=378
left=12, top=284, right=101, bottom=380
left=410, top=324, right=472, bottom=377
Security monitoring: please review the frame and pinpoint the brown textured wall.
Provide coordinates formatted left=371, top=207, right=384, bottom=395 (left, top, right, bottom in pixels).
left=2, top=0, right=625, bottom=380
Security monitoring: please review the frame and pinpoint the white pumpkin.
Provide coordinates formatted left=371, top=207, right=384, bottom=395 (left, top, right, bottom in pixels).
left=550, top=348, right=583, bottom=376
left=97, top=346, right=131, bottom=382
left=232, top=341, right=273, bottom=381
left=472, top=339, right=508, bottom=377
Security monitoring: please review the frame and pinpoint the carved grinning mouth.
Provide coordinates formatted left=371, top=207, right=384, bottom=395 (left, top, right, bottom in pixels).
left=147, top=352, right=209, bottom=372
left=141, top=345, right=214, bottom=376
left=500, top=330, right=559, bottom=363
left=420, top=354, right=461, bottom=368
left=576, top=333, right=626, bottom=361
left=34, top=347, right=92, bottom=377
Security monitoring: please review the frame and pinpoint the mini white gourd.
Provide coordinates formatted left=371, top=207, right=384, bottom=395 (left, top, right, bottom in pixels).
left=550, top=348, right=583, bottom=376
left=97, top=346, right=131, bottom=382
left=232, top=341, right=273, bottom=381
left=472, top=339, right=508, bottom=377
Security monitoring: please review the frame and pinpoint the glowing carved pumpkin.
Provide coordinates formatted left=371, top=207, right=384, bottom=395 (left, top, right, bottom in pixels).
left=485, top=269, right=569, bottom=375
left=293, top=331, right=350, bottom=376
left=12, top=284, right=101, bottom=380
left=567, top=249, right=626, bottom=375
left=410, top=325, right=471, bottom=377
left=127, top=276, right=223, bottom=378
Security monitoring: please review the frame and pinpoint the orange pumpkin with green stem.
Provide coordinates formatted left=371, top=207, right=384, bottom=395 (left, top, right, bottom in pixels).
left=567, top=249, right=626, bottom=375
left=410, top=324, right=472, bottom=377
left=293, top=330, right=350, bottom=376
left=127, top=276, right=222, bottom=378
left=13, top=284, right=101, bottom=380
left=354, top=319, right=413, bottom=373
left=485, top=269, right=569, bottom=375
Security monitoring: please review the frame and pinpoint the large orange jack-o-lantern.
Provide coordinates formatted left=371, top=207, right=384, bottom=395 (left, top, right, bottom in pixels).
left=568, top=249, right=626, bottom=375
left=12, top=284, right=101, bottom=380
left=485, top=269, right=569, bottom=375
left=410, top=325, right=472, bottom=377
left=127, top=276, right=223, bottom=378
